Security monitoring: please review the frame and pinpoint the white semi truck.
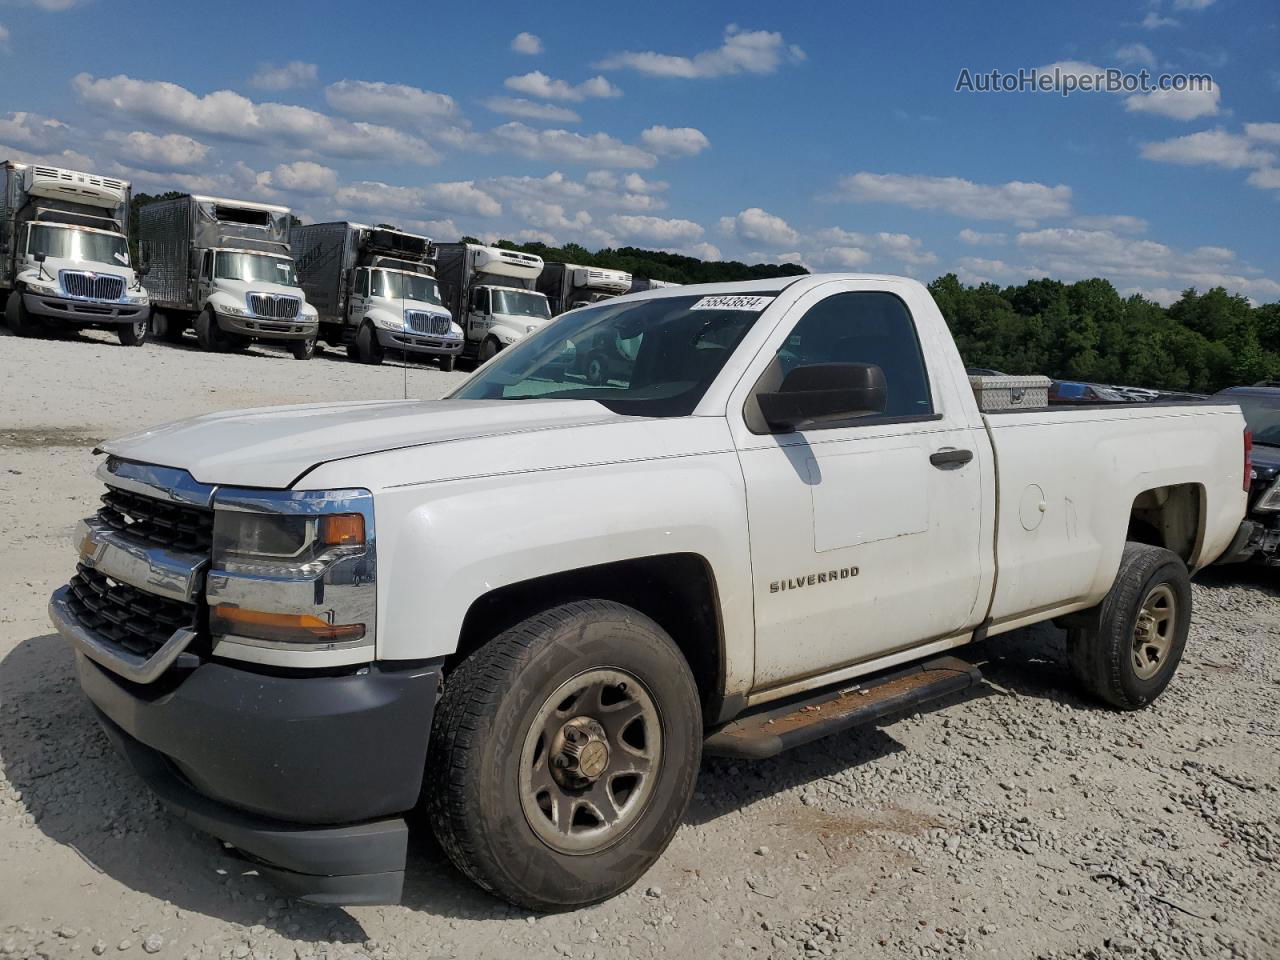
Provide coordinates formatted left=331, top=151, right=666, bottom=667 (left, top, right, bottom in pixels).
left=434, top=242, right=551, bottom=362
left=293, top=222, right=462, bottom=370
left=538, top=261, right=632, bottom=316
left=1, top=161, right=151, bottom=345
left=138, top=194, right=319, bottom=359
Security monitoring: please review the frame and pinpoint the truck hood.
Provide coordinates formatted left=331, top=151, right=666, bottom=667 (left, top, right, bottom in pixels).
left=98, top=399, right=637, bottom=489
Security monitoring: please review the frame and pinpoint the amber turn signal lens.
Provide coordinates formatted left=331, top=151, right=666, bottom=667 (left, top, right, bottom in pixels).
left=211, top=605, right=366, bottom=644
left=320, top=513, right=365, bottom=547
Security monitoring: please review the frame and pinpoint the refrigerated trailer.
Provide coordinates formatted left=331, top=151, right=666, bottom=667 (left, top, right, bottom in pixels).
left=138, top=194, right=318, bottom=359
left=628, top=277, right=682, bottom=294
left=537, top=262, right=632, bottom=316
left=433, top=242, right=551, bottom=362
left=1, top=160, right=150, bottom=345
left=293, top=222, right=461, bottom=369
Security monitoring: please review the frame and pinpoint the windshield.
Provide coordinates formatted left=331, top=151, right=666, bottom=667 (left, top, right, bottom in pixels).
left=450, top=293, right=770, bottom=417
left=493, top=289, right=551, bottom=320
left=372, top=270, right=441, bottom=305
left=27, top=224, right=128, bottom=268
left=215, top=252, right=298, bottom=286
left=1229, top=392, right=1280, bottom=446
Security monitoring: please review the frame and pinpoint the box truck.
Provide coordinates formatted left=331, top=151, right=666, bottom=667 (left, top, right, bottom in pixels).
left=138, top=194, right=318, bottom=359
left=293, top=222, right=462, bottom=370
left=537, top=262, right=632, bottom=316
left=1, top=161, right=150, bottom=345
left=628, top=277, right=682, bottom=294
left=434, top=242, right=550, bottom=362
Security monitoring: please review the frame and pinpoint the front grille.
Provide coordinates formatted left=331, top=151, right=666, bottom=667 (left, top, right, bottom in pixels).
left=61, top=271, right=125, bottom=301
left=248, top=293, right=301, bottom=319
left=67, top=563, right=196, bottom=660
left=98, top=486, right=214, bottom=554
left=406, top=312, right=450, bottom=335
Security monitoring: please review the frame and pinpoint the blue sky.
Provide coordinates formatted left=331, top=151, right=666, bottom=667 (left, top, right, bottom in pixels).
left=2, top=0, right=1277, bottom=303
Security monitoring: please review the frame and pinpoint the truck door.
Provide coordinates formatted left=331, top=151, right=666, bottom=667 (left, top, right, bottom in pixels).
left=730, top=282, right=986, bottom=692
left=349, top=268, right=370, bottom=326
left=196, top=249, right=214, bottom=307
left=468, top=286, right=490, bottom=342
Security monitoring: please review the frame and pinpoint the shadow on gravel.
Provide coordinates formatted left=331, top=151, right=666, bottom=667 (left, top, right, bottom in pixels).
left=1193, top=562, right=1280, bottom=599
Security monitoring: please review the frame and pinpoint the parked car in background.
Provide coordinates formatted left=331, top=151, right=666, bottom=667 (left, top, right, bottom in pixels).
left=1216, top=384, right=1280, bottom=566
left=1050, top=380, right=1129, bottom=404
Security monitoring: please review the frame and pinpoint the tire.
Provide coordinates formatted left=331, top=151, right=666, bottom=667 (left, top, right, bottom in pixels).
left=290, top=336, right=316, bottom=360
left=1066, top=542, right=1191, bottom=710
left=438, top=353, right=456, bottom=372
left=584, top=351, right=608, bottom=386
left=151, top=311, right=187, bottom=343
left=354, top=322, right=384, bottom=365
left=117, top=318, right=148, bottom=347
left=195, top=308, right=236, bottom=352
left=5, top=291, right=41, bottom=338
left=478, top=337, right=500, bottom=364
left=427, top=600, right=702, bottom=911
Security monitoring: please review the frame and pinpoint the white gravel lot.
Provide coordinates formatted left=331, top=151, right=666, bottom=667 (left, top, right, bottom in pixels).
left=1, top=329, right=1277, bottom=960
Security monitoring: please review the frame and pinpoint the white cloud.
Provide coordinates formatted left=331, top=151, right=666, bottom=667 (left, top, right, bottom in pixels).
left=1071, top=214, right=1148, bottom=233
left=324, top=80, right=456, bottom=122
left=270, top=160, right=338, bottom=194
left=18, top=0, right=88, bottom=9
left=832, top=171, right=1072, bottom=225
left=1246, top=167, right=1280, bottom=190
left=0, top=141, right=94, bottom=172
left=511, top=32, right=543, bottom=55
left=512, top=199, right=592, bottom=232
left=488, top=122, right=655, bottom=168
left=1245, top=122, right=1280, bottom=144
left=1173, top=0, right=1215, bottom=9
left=250, top=61, right=318, bottom=91
left=73, top=73, right=441, bottom=165
left=486, top=170, right=667, bottom=213
left=1124, top=81, right=1220, bottom=120
left=685, top=242, right=723, bottom=261
left=812, top=227, right=937, bottom=268
left=504, top=71, right=622, bottom=102
left=1142, top=11, right=1180, bottom=28
left=1140, top=129, right=1275, bottom=169
left=958, top=228, right=1007, bottom=245
left=0, top=23, right=9, bottom=51
left=1116, top=43, right=1157, bottom=68
left=622, top=172, right=668, bottom=194
left=596, top=24, right=805, bottom=78
left=481, top=97, right=579, bottom=124
left=0, top=111, right=69, bottom=150
left=719, top=208, right=798, bottom=247
left=104, top=130, right=209, bottom=171
left=640, top=125, right=710, bottom=157
left=335, top=179, right=502, bottom=219
left=607, top=214, right=704, bottom=245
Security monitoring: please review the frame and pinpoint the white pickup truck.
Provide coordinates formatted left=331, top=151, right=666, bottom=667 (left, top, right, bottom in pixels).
left=49, top=274, right=1251, bottom=911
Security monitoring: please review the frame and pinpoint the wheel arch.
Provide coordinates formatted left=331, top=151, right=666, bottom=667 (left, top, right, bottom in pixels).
left=1127, top=482, right=1205, bottom=567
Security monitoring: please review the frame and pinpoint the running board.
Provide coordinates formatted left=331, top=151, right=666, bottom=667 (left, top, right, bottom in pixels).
left=703, top=656, right=983, bottom=760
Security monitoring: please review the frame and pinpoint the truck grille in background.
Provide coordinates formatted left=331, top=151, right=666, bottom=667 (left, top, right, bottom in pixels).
left=406, top=311, right=450, bottom=335
left=98, top=487, right=214, bottom=554
left=248, top=294, right=301, bottom=319
left=67, top=563, right=196, bottom=659
left=61, top=271, right=125, bottom=301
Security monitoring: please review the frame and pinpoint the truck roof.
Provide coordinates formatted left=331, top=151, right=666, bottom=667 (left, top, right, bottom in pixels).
left=187, top=194, right=292, bottom=215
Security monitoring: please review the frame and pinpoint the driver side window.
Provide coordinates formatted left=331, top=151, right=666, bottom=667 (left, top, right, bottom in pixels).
left=200, top=250, right=213, bottom=280
left=777, top=291, right=933, bottom=420
left=470, top=287, right=489, bottom=314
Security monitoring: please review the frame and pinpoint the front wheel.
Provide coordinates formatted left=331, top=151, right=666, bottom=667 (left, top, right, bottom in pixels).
left=353, top=322, right=384, bottom=365
left=427, top=600, right=702, bottom=911
left=1066, top=542, right=1191, bottom=710
left=117, top=318, right=148, bottom=347
left=438, top=353, right=456, bottom=372
left=5, top=291, right=41, bottom=337
left=290, top=336, right=316, bottom=360
left=477, top=337, right=500, bottom=364
left=195, top=308, right=237, bottom=352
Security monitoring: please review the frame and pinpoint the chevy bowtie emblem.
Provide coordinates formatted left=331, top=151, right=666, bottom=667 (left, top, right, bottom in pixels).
left=769, top=567, right=859, bottom=593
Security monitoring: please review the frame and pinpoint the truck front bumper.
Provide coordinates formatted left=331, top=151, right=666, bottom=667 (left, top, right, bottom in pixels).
left=376, top=327, right=465, bottom=357
left=215, top=312, right=317, bottom=341
left=70, top=649, right=442, bottom=905
left=24, top=291, right=149, bottom=324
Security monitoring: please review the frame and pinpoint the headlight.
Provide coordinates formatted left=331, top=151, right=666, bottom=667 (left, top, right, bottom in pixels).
left=220, top=302, right=250, bottom=317
left=125, top=292, right=149, bottom=304
left=207, top=488, right=376, bottom=664
left=1257, top=479, right=1280, bottom=513
left=373, top=314, right=403, bottom=331
left=26, top=280, right=58, bottom=296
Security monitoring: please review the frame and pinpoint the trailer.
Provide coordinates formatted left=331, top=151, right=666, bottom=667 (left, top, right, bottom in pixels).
left=293, top=222, right=461, bottom=368
left=537, top=262, right=632, bottom=316
left=628, top=277, right=682, bottom=294
left=138, top=194, right=318, bottom=358
left=434, top=242, right=551, bottom=362
left=1, top=160, right=150, bottom=345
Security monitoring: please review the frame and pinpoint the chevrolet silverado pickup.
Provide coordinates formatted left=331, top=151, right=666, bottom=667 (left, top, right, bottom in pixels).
left=49, top=274, right=1251, bottom=911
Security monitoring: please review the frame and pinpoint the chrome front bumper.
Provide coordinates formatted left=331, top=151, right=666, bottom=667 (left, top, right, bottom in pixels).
left=376, top=328, right=464, bottom=355
left=216, top=312, right=317, bottom=340
left=49, top=586, right=196, bottom=684
left=24, top=291, right=149, bottom=323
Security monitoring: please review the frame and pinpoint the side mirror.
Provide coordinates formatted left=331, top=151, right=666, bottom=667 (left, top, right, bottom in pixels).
left=33, top=252, right=46, bottom=263
left=137, top=261, right=150, bottom=277
left=756, top=362, right=887, bottom=433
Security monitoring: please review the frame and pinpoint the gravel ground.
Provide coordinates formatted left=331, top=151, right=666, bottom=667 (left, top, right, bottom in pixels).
left=1, top=329, right=1277, bottom=960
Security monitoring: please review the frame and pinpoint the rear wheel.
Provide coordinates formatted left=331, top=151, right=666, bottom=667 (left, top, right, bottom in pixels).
left=150, top=311, right=186, bottom=343
left=427, top=600, right=701, bottom=911
left=1066, top=542, right=1191, bottom=710
left=117, top=317, right=148, bottom=347
left=5, top=291, right=41, bottom=337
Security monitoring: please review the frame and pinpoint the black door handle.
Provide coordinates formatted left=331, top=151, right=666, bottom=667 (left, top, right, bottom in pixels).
left=930, top=448, right=974, bottom=468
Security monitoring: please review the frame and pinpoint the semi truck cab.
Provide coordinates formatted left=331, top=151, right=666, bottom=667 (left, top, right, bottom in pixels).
left=463, top=283, right=552, bottom=357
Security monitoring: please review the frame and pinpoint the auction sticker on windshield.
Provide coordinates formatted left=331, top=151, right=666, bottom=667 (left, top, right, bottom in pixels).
left=689, top=295, right=775, bottom=311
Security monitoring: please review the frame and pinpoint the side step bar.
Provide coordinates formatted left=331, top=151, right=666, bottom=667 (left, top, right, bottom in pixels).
left=704, top=655, right=983, bottom=760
